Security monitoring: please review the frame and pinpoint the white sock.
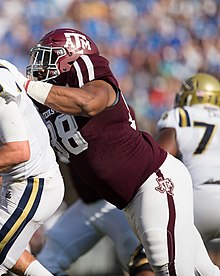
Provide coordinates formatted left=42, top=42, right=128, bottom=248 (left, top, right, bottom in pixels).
left=24, top=260, right=53, bottom=276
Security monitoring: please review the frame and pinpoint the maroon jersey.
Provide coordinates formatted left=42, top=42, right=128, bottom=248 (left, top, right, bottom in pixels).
left=68, top=166, right=102, bottom=203
left=33, top=54, right=167, bottom=209
left=65, top=104, right=138, bottom=204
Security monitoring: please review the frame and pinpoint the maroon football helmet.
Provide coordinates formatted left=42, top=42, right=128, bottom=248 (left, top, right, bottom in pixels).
left=26, top=28, right=99, bottom=82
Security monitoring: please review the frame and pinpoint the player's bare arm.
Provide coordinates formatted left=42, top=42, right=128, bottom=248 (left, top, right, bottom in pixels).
left=45, top=80, right=116, bottom=116
left=0, top=141, right=30, bottom=172
left=156, top=127, right=178, bottom=157
left=25, top=79, right=116, bottom=117
left=0, top=97, right=30, bottom=172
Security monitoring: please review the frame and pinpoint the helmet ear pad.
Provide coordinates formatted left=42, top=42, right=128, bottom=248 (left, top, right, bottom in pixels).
left=57, top=53, right=80, bottom=74
left=48, top=71, right=68, bottom=86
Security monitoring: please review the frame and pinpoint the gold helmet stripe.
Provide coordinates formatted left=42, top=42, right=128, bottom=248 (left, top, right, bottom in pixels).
left=178, top=107, right=190, bottom=127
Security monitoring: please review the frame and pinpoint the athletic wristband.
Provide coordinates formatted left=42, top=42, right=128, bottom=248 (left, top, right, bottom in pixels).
left=24, top=80, right=53, bottom=104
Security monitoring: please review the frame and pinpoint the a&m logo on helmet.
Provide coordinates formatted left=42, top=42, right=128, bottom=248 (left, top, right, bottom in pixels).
left=64, top=32, right=92, bottom=54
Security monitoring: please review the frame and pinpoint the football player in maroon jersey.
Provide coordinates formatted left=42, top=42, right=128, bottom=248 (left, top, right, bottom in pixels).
left=30, top=105, right=154, bottom=276
left=17, top=28, right=220, bottom=275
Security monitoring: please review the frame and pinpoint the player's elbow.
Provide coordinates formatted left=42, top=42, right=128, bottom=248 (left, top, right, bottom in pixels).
left=82, top=104, right=101, bottom=117
left=79, top=82, right=110, bottom=117
left=80, top=96, right=105, bottom=117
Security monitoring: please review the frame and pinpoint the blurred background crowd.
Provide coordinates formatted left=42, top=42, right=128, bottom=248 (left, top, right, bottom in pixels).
left=2, top=0, right=220, bottom=275
left=2, top=0, right=220, bottom=134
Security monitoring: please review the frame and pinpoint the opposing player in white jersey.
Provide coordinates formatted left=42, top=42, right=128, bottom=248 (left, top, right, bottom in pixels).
left=0, top=59, right=65, bottom=276
left=157, top=73, right=220, bottom=245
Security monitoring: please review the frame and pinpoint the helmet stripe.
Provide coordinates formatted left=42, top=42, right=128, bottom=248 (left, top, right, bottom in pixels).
left=81, top=55, right=95, bottom=81
left=73, top=61, right=84, bottom=87
left=73, top=55, right=95, bottom=88
left=178, top=108, right=190, bottom=127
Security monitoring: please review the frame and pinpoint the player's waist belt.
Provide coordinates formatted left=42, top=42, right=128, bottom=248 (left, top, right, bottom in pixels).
left=203, top=180, right=220, bottom=185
